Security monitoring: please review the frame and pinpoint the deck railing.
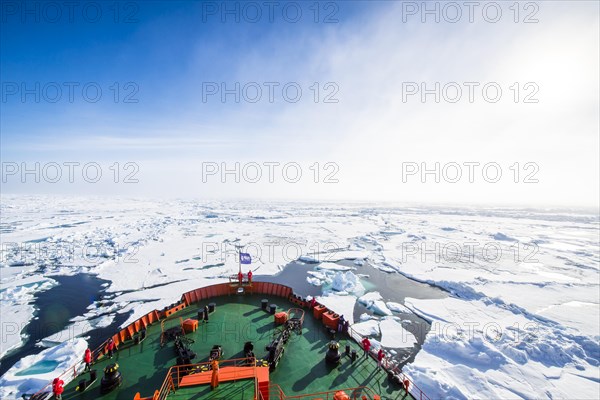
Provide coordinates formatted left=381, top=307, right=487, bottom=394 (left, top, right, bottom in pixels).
left=267, top=383, right=286, bottom=400
left=345, top=324, right=431, bottom=400
left=28, top=361, right=83, bottom=399
left=148, top=357, right=260, bottom=399
left=283, top=386, right=379, bottom=399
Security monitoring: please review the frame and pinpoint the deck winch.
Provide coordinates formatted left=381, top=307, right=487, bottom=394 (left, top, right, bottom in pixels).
left=325, top=341, right=341, bottom=365
left=174, top=336, right=196, bottom=365
left=100, top=363, right=122, bottom=394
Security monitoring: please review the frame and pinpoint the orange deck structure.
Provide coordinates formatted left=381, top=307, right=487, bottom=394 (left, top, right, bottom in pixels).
left=139, top=358, right=271, bottom=400
left=181, top=318, right=198, bottom=333
left=322, top=311, right=340, bottom=331
left=313, top=304, right=327, bottom=320
left=274, top=311, right=288, bottom=325
left=179, top=365, right=269, bottom=387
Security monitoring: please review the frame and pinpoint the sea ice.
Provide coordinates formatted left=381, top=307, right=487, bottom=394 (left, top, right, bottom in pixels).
left=331, top=271, right=365, bottom=294
left=351, top=319, right=380, bottom=337
left=386, top=301, right=411, bottom=314
left=316, top=262, right=354, bottom=271
left=1, top=196, right=598, bottom=400
left=379, top=317, right=417, bottom=348
left=0, top=338, right=87, bottom=398
left=316, top=293, right=356, bottom=325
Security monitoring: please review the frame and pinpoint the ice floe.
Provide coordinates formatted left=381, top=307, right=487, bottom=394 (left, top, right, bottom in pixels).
left=0, top=338, right=87, bottom=398
left=386, top=301, right=412, bottom=314
left=379, top=317, right=417, bottom=348
left=1, top=196, right=598, bottom=400
left=331, top=271, right=365, bottom=294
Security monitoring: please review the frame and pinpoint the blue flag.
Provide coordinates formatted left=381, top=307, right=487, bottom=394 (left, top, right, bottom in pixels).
left=240, top=252, right=252, bottom=264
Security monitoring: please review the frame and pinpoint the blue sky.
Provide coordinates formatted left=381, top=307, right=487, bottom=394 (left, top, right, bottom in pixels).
left=1, top=1, right=368, bottom=153
left=1, top=1, right=599, bottom=207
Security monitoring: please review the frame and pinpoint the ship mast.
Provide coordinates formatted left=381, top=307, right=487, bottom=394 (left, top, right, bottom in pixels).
left=237, top=244, right=242, bottom=277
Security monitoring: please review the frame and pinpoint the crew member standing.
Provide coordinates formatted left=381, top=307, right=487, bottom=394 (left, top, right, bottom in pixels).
left=106, top=338, right=117, bottom=359
left=247, top=270, right=253, bottom=284
left=210, top=359, right=220, bottom=389
left=84, top=348, right=92, bottom=371
left=361, top=337, right=371, bottom=358
left=204, top=305, right=210, bottom=322
left=377, top=348, right=385, bottom=369
left=52, top=377, right=64, bottom=400
left=338, top=315, right=345, bottom=333
left=238, top=270, right=243, bottom=285
left=402, top=379, right=410, bottom=399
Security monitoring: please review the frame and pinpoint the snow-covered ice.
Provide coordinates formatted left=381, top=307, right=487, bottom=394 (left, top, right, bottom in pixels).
left=1, top=196, right=598, bottom=399
left=358, top=291, right=383, bottom=307
left=379, top=317, right=417, bottom=348
left=0, top=338, right=87, bottom=398
left=0, top=273, right=57, bottom=359
left=403, top=296, right=600, bottom=399
left=331, top=271, right=365, bottom=294
left=316, top=293, right=356, bottom=325
left=386, top=301, right=412, bottom=314
left=358, top=291, right=393, bottom=315
left=351, top=319, right=380, bottom=336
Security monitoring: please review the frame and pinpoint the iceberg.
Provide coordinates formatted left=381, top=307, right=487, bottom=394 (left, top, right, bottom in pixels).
left=331, top=271, right=365, bottom=294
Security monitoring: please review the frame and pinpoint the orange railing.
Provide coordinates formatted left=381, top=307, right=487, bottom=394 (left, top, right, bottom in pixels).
left=149, top=357, right=259, bottom=399
left=268, top=384, right=286, bottom=399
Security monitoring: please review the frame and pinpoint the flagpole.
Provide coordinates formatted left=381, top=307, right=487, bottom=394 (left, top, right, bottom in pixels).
left=237, top=245, right=241, bottom=276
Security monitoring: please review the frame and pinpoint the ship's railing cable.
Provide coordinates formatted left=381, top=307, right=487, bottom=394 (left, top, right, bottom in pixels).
left=30, top=359, right=83, bottom=398
left=346, top=324, right=430, bottom=400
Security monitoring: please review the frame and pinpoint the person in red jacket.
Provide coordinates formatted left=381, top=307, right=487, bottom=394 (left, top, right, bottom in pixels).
left=377, top=348, right=385, bottom=368
left=247, top=270, right=253, bottom=284
left=52, top=377, right=64, bottom=399
left=310, top=297, right=317, bottom=309
left=402, top=379, right=410, bottom=399
left=361, top=337, right=371, bottom=358
left=237, top=271, right=243, bottom=285
left=84, top=348, right=92, bottom=371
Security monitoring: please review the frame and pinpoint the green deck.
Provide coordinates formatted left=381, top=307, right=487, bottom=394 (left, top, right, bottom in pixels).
left=61, top=294, right=412, bottom=399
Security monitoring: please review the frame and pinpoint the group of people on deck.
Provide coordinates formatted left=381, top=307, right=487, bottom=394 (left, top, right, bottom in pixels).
left=362, top=336, right=386, bottom=369
left=361, top=336, right=410, bottom=396
left=52, top=345, right=100, bottom=398
left=237, top=270, right=253, bottom=285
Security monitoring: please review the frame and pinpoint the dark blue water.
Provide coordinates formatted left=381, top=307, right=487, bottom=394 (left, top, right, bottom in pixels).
left=0, top=274, right=129, bottom=377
